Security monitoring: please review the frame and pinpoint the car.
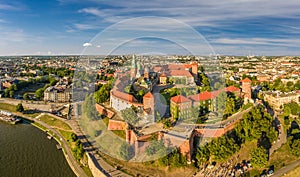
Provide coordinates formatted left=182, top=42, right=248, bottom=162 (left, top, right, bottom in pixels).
left=267, top=169, right=274, bottom=176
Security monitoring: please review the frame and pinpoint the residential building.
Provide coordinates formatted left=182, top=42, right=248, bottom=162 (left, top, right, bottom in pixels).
left=262, top=90, right=300, bottom=110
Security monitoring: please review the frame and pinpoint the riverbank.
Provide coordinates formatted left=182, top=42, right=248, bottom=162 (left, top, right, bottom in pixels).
left=0, top=121, right=76, bottom=177
left=16, top=115, right=89, bottom=177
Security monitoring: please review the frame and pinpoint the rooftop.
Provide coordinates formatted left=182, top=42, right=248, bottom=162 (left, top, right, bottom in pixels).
left=171, top=95, right=191, bottom=103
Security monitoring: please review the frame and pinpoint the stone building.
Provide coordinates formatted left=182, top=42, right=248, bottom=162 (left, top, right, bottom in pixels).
left=262, top=90, right=300, bottom=110
left=240, top=78, right=252, bottom=100
left=44, top=86, right=72, bottom=102
left=170, top=95, right=192, bottom=120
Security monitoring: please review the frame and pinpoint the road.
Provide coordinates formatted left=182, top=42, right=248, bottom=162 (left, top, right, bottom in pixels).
left=273, top=159, right=300, bottom=177
left=270, top=111, right=287, bottom=156
left=0, top=98, right=66, bottom=112
left=13, top=112, right=88, bottom=177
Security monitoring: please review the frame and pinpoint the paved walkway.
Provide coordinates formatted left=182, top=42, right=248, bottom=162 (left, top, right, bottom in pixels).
left=273, top=159, right=300, bottom=177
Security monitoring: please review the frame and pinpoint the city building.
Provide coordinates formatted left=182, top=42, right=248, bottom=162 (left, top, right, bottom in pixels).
left=240, top=78, right=252, bottom=100
left=262, top=90, right=300, bottom=110
left=170, top=95, right=192, bottom=120
left=44, top=86, right=72, bottom=102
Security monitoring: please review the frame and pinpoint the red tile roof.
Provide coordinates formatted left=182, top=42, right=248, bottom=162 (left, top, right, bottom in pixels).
left=225, top=86, right=240, bottom=92
left=240, top=78, right=251, bottom=83
left=171, top=95, right=191, bottom=103
left=143, top=92, right=154, bottom=99
left=111, top=89, right=137, bottom=102
left=160, top=72, right=167, bottom=77
left=168, top=70, right=193, bottom=77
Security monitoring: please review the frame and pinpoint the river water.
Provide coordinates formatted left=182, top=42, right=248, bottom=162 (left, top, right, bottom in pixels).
left=0, top=121, right=76, bottom=177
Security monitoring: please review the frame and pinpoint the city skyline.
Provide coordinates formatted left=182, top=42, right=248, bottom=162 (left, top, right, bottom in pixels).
left=1, top=0, right=300, bottom=56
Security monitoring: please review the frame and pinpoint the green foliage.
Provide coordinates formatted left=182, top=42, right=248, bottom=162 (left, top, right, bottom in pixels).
left=82, top=94, right=100, bottom=120
left=208, top=136, right=239, bottom=161
left=9, top=90, right=14, bottom=98
left=235, top=105, right=277, bottom=143
left=161, top=118, right=172, bottom=129
left=23, top=93, right=29, bottom=100
left=16, top=103, right=24, bottom=112
left=72, top=140, right=84, bottom=161
left=196, top=145, right=210, bottom=165
left=94, top=86, right=109, bottom=104
left=70, top=133, right=78, bottom=142
left=35, top=88, right=44, bottom=100
left=250, top=147, right=268, bottom=168
left=284, top=116, right=290, bottom=126
left=121, top=108, right=139, bottom=126
left=4, top=89, right=9, bottom=97
left=289, top=139, right=300, bottom=157
left=284, top=102, right=300, bottom=115
left=119, top=142, right=134, bottom=161
left=146, top=140, right=167, bottom=156
left=283, top=106, right=292, bottom=116
left=158, top=148, right=187, bottom=167
left=216, top=91, right=226, bottom=111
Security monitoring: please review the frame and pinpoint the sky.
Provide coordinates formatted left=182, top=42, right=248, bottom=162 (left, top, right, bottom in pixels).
left=1, top=0, right=300, bottom=56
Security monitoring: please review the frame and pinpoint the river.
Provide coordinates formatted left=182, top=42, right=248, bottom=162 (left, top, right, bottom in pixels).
left=0, top=121, right=76, bottom=177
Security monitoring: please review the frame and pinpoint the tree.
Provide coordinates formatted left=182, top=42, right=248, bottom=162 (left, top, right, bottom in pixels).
left=94, top=84, right=111, bottom=104
left=121, top=108, right=139, bottom=126
left=9, top=90, right=14, bottom=98
left=146, top=139, right=166, bottom=156
left=11, top=84, right=17, bottom=91
left=250, top=147, right=268, bottom=168
left=70, top=133, right=78, bottom=142
left=23, top=93, right=29, bottom=100
left=119, top=142, right=134, bottom=161
left=284, top=102, right=300, bottom=115
left=4, top=88, right=10, bottom=97
left=216, top=91, right=226, bottom=111
left=196, top=145, right=210, bottom=165
left=283, top=106, right=291, bottom=116
left=72, top=140, right=84, bottom=161
left=35, top=88, right=44, bottom=100
left=82, top=94, right=99, bottom=120
left=290, top=139, right=300, bottom=157
left=16, top=103, right=24, bottom=112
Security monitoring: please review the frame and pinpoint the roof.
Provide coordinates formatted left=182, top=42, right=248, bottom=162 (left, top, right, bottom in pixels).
left=143, top=92, right=154, bottom=99
left=160, top=72, right=167, bottom=77
left=170, top=95, right=191, bottom=103
left=240, top=78, right=252, bottom=83
left=111, top=89, right=138, bottom=102
left=225, top=86, right=240, bottom=92
left=188, top=92, right=212, bottom=101
left=168, top=70, right=193, bottom=77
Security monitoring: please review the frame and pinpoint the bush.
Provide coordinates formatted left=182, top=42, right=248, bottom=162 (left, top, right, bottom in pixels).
left=250, top=147, right=268, bottom=168
left=16, top=103, right=24, bottom=112
left=284, top=116, right=290, bottom=126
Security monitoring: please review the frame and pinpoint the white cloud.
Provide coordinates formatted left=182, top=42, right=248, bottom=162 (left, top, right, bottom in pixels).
left=83, top=42, right=92, bottom=47
left=0, top=4, right=17, bottom=10
left=77, top=0, right=300, bottom=28
left=74, top=23, right=99, bottom=30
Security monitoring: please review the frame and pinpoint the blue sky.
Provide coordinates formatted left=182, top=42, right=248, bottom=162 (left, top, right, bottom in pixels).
left=1, top=0, right=300, bottom=56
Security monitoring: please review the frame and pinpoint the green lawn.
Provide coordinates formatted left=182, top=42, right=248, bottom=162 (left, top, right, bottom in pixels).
left=39, top=114, right=72, bottom=130
left=111, top=130, right=126, bottom=139
left=0, top=102, right=17, bottom=112
left=268, top=143, right=298, bottom=171
left=59, top=129, right=73, bottom=141
left=25, top=112, right=41, bottom=118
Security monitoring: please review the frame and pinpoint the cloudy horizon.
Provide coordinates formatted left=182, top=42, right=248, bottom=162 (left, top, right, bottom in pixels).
left=1, top=0, right=300, bottom=56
